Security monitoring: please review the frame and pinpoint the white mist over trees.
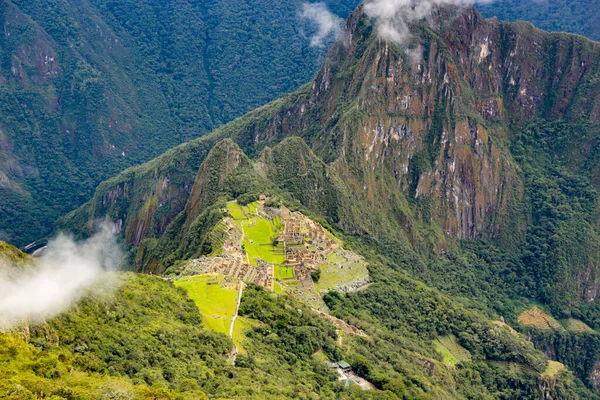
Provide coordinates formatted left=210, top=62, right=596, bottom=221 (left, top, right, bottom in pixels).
left=300, top=2, right=345, bottom=46
left=0, top=226, right=122, bottom=329
left=364, top=0, right=494, bottom=43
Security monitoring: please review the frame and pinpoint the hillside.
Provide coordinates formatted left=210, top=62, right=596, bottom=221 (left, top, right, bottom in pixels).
left=0, top=0, right=358, bottom=247
left=3, top=0, right=599, bottom=250
left=0, top=239, right=586, bottom=399
left=59, top=4, right=600, bottom=395
left=478, top=0, right=600, bottom=42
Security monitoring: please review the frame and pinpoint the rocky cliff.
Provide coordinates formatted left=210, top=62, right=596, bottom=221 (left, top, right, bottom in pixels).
left=60, top=4, right=600, bottom=392
left=67, top=5, right=600, bottom=243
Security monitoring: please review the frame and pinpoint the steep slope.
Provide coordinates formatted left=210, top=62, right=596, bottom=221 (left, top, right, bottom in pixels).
left=0, top=0, right=359, bottom=247
left=67, top=4, right=600, bottom=260
left=478, top=0, right=600, bottom=42
left=0, top=239, right=585, bottom=399
left=63, top=4, right=600, bottom=394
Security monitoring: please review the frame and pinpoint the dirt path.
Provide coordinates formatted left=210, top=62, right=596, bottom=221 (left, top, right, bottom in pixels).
left=228, top=281, right=245, bottom=366
left=229, top=281, right=244, bottom=338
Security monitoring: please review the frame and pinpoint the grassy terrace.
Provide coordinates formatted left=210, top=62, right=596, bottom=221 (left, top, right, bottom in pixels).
left=434, top=335, right=472, bottom=366
left=315, top=249, right=369, bottom=292
left=275, top=265, right=294, bottom=280
left=226, top=201, right=285, bottom=266
left=174, top=274, right=238, bottom=335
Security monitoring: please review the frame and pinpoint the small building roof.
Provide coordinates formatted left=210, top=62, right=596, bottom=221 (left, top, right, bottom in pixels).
left=338, top=361, right=351, bottom=369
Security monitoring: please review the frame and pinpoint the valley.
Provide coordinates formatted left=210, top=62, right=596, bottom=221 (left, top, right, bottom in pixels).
left=3, top=1, right=600, bottom=399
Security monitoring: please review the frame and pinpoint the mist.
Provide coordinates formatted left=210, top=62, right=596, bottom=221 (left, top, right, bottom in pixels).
left=300, top=2, right=344, bottom=47
left=364, top=0, right=494, bottom=44
left=0, top=225, right=123, bottom=329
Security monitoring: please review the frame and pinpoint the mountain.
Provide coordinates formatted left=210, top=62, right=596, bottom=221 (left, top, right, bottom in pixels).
left=61, top=3, right=600, bottom=396
left=0, top=0, right=358, bottom=247
left=2, top=0, right=598, bottom=250
left=478, top=0, right=600, bottom=42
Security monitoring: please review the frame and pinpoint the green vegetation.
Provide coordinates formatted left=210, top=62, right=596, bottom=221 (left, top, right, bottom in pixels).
left=14, top=273, right=232, bottom=398
left=434, top=335, right=472, bottom=366
left=0, top=333, right=208, bottom=400
left=478, top=0, right=600, bottom=41
left=231, top=316, right=260, bottom=354
left=174, top=274, right=239, bottom=335
left=0, top=0, right=358, bottom=247
left=228, top=201, right=285, bottom=266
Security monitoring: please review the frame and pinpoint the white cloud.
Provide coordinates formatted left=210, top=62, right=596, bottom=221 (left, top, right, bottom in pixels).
left=364, top=0, right=495, bottom=44
left=0, top=224, right=122, bottom=329
left=300, top=2, right=344, bottom=47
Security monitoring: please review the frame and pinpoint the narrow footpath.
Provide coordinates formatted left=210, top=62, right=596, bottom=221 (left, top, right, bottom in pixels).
left=229, top=281, right=245, bottom=365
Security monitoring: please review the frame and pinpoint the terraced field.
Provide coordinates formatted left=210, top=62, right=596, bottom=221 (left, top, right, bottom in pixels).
left=542, top=361, right=565, bottom=378
left=565, top=318, right=594, bottom=332
left=434, top=335, right=472, bottom=366
left=315, top=249, right=369, bottom=293
left=518, top=307, right=562, bottom=330
left=174, top=274, right=239, bottom=335
left=227, top=201, right=247, bottom=220
left=487, top=360, right=538, bottom=375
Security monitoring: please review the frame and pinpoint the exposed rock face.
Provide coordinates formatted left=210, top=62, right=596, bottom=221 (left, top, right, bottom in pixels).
left=67, top=5, right=600, bottom=254
left=592, top=361, right=600, bottom=390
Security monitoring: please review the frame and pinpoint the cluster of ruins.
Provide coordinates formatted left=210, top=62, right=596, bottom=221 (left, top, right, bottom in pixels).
left=176, top=200, right=368, bottom=299
left=279, top=210, right=338, bottom=273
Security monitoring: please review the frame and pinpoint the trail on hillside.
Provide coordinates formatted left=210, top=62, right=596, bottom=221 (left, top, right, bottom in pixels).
left=229, top=281, right=245, bottom=366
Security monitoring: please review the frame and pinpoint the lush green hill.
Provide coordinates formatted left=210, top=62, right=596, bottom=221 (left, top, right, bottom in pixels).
left=61, top=4, right=600, bottom=395
left=0, top=239, right=585, bottom=399
left=0, top=0, right=358, bottom=247
left=478, top=0, right=600, bottom=42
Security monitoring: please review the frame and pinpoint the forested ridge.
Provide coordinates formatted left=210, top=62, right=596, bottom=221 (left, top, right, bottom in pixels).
left=0, top=0, right=359, bottom=247
left=2, top=0, right=599, bottom=248
left=478, top=0, right=600, bottom=42
left=4, top=1, right=600, bottom=399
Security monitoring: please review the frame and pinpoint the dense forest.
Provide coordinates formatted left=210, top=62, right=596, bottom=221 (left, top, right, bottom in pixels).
left=4, top=1, right=600, bottom=399
left=478, top=0, right=600, bottom=41
left=0, top=0, right=358, bottom=247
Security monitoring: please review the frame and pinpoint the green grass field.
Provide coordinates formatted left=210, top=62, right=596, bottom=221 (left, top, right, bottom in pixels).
left=174, top=274, right=239, bottom=335
left=434, top=335, right=472, bottom=366
left=273, top=281, right=285, bottom=294
left=227, top=201, right=285, bottom=265
left=315, top=249, right=369, bottom=292
left=227, top=201, right=247, bottom=220
left=275, top=265, right=295, bottom=280
left=542, top=361, right=565, bottom=378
